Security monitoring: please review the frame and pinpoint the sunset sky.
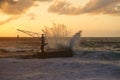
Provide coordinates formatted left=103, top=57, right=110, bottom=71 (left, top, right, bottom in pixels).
left=0, top=0, right=120, bottom=37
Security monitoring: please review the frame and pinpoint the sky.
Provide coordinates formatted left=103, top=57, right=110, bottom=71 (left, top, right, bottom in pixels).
left=0, top=0, right=120, bottom=37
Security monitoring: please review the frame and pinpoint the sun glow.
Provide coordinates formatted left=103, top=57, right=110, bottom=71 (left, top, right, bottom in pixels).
left=0, top=0, right=120, bottom=37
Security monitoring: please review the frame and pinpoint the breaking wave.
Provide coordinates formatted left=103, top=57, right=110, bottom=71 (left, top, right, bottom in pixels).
left=42, top=23, right=81, bottom=52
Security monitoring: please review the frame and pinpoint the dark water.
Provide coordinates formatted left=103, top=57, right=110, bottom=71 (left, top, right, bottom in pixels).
left=81, top=37, right=120, bottom=48
left=0, top=37, right=120, bottom=52
left=0, top=37, right=41, bottom=52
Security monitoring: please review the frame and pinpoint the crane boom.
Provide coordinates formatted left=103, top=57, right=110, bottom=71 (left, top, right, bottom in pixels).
left=17, top=29, right=42, bottom=37
left=17, top=29, right=47, bottom=53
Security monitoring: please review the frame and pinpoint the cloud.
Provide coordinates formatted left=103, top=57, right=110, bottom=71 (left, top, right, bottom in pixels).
left=0, top=0, right=50, bottom=25
left=81, top=0, right=120, bottom=15
left=48, top=0, right=81, bottom=15
left=0, top=0, right=34, bottom=15
left=0, top=0, right=50, bottom=15
left=48, top=0, right=120, bottom=15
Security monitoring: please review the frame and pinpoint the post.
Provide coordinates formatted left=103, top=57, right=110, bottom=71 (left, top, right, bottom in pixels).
left=41, top=34, right=45, bottom=53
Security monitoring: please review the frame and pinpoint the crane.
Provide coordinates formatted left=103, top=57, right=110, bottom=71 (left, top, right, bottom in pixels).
left=17, top=29, right=47, bottom=53
left=17, top=29, right=42, bottom=37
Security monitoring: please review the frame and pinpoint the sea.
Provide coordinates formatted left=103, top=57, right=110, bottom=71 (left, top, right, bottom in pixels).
left=0, top=37, right=119, bottom=52
left=0, top=37, right=120, bottom=80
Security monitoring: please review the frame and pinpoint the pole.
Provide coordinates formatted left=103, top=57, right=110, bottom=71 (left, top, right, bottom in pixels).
left=41, top=34, right=45, bottom=53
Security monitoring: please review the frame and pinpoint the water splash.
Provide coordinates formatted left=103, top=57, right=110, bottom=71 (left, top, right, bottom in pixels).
left=69, top=31, right=82, bottom=51
left=42, top=23, right=81, bottom=52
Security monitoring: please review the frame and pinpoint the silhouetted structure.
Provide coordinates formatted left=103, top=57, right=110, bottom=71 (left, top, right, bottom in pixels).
left=17, top=29, right=47, bottom=53
left=41, top=34, right=47, bottom=53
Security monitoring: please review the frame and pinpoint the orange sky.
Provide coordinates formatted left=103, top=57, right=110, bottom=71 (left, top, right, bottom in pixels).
left=0, top=0, right=120, bottom=37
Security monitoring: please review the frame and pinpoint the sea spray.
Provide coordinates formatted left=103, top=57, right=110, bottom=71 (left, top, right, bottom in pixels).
left=42, top=23, right=81, bottom=52
left=69, top=31, right=82, bottom=51
left=42, top=23, right=70, bottom=51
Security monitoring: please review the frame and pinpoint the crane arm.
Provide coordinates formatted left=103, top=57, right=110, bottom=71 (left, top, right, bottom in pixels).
left=17, top=29, right=47, bottom=53
left=17, top=29, right=42, bottom=37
